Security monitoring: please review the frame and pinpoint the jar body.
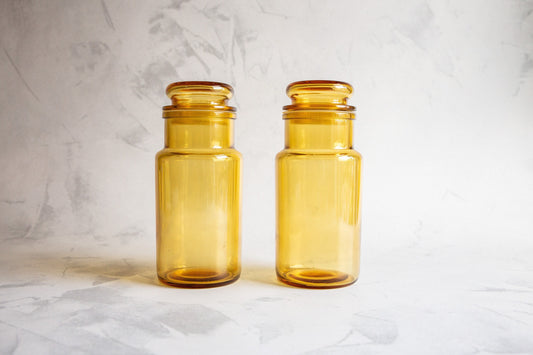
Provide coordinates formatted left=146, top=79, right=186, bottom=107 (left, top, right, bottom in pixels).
left=156, top=146, right=241, bottom=288
left=156, top=82, right=241, bottom=288
left=276, top=80, right=361, bottom=288
left=276, top=145, right=361, bottom=288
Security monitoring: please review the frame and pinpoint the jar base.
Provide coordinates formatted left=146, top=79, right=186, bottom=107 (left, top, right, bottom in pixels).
left=158, top=267, right=239, bottom=288
left=277, top=268, right=356, bottom=289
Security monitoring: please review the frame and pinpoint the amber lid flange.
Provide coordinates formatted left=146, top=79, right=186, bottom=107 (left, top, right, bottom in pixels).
left=163, top=81, right=236, bottom=119
left=283, top=80, right=355, bottom=119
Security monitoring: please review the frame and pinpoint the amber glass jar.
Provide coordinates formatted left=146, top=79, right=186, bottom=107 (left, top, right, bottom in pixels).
left=276, top=80, right=362, bottom=289
left=156, top=81, right=241, bottom=288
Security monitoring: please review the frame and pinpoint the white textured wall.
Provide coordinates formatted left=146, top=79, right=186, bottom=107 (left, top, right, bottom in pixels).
left=1, top=0, right=533, bottom=264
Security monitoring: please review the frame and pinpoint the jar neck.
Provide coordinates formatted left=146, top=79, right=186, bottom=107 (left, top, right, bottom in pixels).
left=285, top=118, right=353, bottom=149
left=165, top=117, right=234, bottom=149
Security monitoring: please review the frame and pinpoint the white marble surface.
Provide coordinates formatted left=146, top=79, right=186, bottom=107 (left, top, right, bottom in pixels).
left=1, top=241, right=533, bottom=354
left=1, top=0, right=533, bottom=354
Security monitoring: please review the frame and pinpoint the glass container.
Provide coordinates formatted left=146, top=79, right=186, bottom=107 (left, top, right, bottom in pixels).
left=156, top=81, right=241, bottom=288
left=276, top=80, right=362, bottom=289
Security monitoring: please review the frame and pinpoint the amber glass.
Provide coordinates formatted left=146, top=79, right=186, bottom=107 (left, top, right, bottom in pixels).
left=276, top=80, right=362, bottom=289
left=156, top=81, right=241, bottom=288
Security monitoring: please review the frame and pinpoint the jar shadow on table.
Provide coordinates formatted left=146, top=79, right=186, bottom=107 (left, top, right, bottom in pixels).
left=22, top=253, right=160, bottom=287
left=240, top=264, right=291, bottom=288
left=21, top=253, right=286, bottom=288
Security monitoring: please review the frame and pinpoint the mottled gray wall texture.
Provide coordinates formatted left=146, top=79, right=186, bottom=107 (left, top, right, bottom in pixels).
left=1, top=0, right=532, bottom=260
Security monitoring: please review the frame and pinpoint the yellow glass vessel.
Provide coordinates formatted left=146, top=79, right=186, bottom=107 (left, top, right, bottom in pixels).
left=156, top=81, right=241, bottom=288
left=276, top=80, right=362, bottom=289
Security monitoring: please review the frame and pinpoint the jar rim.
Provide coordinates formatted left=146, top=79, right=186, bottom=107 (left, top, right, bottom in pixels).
left=164, top=81, right=236, bottom=117
left=166, top=81, right=233, bottom=97
left=286, top=80, right=353, bottom=95
left=284, top=80, right=355, bottom=114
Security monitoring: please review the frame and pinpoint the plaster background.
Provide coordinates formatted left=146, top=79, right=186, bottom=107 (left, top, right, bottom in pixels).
left=1, top=0, right=532, bottom=260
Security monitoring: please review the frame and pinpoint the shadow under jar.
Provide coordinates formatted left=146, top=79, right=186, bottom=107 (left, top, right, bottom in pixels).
left=276, top=80, right=362, bottom=289
left=156, top=81, right=241, bottom=288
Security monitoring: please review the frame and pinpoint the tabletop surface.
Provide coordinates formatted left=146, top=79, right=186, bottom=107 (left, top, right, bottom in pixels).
left=1, top=238, right=532, bottom=355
